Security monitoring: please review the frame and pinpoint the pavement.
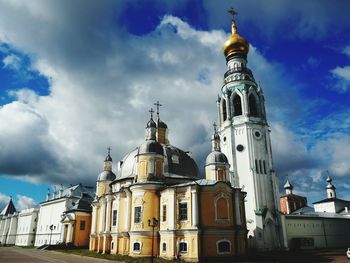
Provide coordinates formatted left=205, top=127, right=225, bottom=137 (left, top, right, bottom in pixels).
left=0, top=247, right=122, bottom=263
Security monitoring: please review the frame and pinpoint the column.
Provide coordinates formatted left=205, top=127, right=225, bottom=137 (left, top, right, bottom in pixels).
left=168, top=189, right=175, bottom=230
left=191, top=189, right=198, bottom=228
left=234, top=191, right=242, bottom=226
left=66, top=224, right=72, bottom=243
left=105, top=195, right=113, bottom=232
left=91, top=206, right=97, bottom=234
left=99, top=199, right=106, bottom=233
left=125, top=190, right=131, bottom=231
left=242, top=90, right=248, bottom=116
left=60, top=224, right=65, bottom=243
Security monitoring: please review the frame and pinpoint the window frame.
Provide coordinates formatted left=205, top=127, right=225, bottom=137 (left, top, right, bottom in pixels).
left=134, top=206, right=142, bottom=223
left=216, top=240, right=231, bottom=255
left=112, top=210, right=118, bottom=226
left=132, top=241, right=142, bottom=253
left=162, top=204, right=167, bottom=222
left=178, top=241, right=188, bottom=254
left=178, top=202, right=188, bottom=221
left=79, top=220, right=86, bottom=231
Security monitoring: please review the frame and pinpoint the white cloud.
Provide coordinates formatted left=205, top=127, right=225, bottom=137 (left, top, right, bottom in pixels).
left=16, top=194, right=37, bottom=210
left=331, top=66, right=350, bottom=92
left=343, top=46, right=350, bottom=57
left=2, top=53, right=21, bottom=70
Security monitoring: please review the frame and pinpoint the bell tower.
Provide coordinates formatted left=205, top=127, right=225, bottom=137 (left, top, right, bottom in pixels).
left=216, top=8, right=281, bottom=250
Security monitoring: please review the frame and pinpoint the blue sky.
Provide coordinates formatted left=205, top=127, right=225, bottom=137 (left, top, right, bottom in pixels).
left=0, top=0, right=349, bottom=210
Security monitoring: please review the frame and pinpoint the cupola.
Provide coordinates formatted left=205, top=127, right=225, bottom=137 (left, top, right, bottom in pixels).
left=284, top=178, right=293, bottom=195
left=223, top=8, right=249, bottom=61
left=326, top=175, right=336, bottom=199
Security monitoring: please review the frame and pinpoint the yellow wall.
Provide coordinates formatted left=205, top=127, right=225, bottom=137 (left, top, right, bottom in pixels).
left=73, top=214, right=92, bottom=247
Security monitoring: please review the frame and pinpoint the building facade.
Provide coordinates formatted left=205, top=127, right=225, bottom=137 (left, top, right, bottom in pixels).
left=216, top=10, right=281, bottom=250
left=89, top=112, right=247, bottom=261
left=281, top=177, right=350, bottom=249
left=34, top=184, right=94, bottom=247
left=15, top=208, right=39, bottom=246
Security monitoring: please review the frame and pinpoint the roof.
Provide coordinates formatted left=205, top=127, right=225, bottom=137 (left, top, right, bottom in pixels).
left=0, top=198, right=16, bottom=216
left=280, top=193, right=307, bottom=200
left=312, top=197, right=350, bottom=205
left=65, top=197, right=93, bottom=213
left=287, top=206, right=350, bottom=219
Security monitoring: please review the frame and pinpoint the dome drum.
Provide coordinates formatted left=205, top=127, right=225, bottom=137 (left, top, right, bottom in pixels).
left=205, top=151, right=229, bottom=166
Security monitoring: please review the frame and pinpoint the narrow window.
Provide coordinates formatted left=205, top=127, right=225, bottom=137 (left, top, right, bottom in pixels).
left=111, top=241, right=114, bottom=250
left=233, top=95, right=242, bottom=116
left=222, top=99, right=227, bottom=121
left=249, top=94, right=258, bottom=117
left=218, top=241, right=231, bottom=253
left=133, top=242, right=141, bottom=252
left=179, top=203, right=188, bottom=221
left=134, top=207, right=142, bottom=223
left=162, top=242, right=167, bottom=252
left=217, top=169, right=224, bottom=181
left=162, top=205, right=167, bottom=222
left=80, top=220, right=86, bottom=230
left=216, top=197, right=229, bottom=219
left=263, top=160, right=267, bottom=174
left=255, top=160, right=259, bottom=173
left=259, top=160, right=263, bottom=175
left=112, top=210, right=118, bottom=226
left=179, top=242, right=188, bottom=253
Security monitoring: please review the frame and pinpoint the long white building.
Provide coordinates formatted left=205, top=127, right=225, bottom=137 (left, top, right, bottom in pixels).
left=15, top=208, right=39, bottom=246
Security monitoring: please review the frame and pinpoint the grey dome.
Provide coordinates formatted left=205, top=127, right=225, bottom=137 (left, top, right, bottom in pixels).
left=115, top=145, right=198, bottom=181
left=158, top=120, right=168, bottom=128
left=205, top=151, right=228, bottom=165
left=105, top=154, right=112, bottom=162
left=98, top=170, right=116, bottom=181
left=138, top=140, right=164, bottom=155
left=147, top=118, right=156, bottom=128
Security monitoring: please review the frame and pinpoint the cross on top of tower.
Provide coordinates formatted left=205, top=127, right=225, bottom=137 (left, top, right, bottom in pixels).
left=154, top=100, right=162, bottom=118
left=213, top=122, right=217, bottom=133
left=228, top=7, right=238, bottom=21
left=149, top=108, right=154, bottom=119
left=107, top=146, right=111, bottom=155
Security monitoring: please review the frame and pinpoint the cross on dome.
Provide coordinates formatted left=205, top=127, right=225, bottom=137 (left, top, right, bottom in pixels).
left=149, top=108, right=154, bottom=119
left=154, top=100, right=162, bottom=118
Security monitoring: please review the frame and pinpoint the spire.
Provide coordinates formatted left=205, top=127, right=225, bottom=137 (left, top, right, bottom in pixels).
left=146, top=108, right=157, bottom=140
left=211, top=122, right=220, bottom=151
left=326, top=171, right=336, bottom=198
left=103, top=147, right=113, bottom=171
left=284, top=176, right=293, bottom=195
left=228, top=7, right=238, bottom=34
left=1, top=197, right=16, bottom=216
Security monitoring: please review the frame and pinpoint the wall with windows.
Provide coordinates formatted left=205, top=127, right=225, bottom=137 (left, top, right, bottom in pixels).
left=284, top=216, right=350, bottom=249
left=15, top=208, right=38, bottom=246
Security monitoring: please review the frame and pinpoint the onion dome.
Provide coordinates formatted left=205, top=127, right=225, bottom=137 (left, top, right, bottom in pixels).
left=138, top=140, right=164, bottom=155
left=223, top=9, right=249, bottom=59
left=206, top=151, right=228, bottom=166
left=147, top=118, right=156, bottom=128
left=105, top=153, right=112, bottom=162
left=98, top=170, right=116, bottom=181
left=158, top=119, right=168, bottom=129
left=284, top=179, right=293, bottom=190
left=326, top=176, right=336, bottom=189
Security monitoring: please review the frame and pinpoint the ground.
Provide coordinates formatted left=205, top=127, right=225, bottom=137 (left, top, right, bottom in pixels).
left=0, top=247, right=349, bottom=263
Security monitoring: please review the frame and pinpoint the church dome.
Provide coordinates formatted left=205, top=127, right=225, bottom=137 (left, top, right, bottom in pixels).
left=205, top=151, right=228, bottom=165
left=116, top=145, right=198, bottom=181
left=98, top=170, right=116, bottom=182
left=147, top=118, right=156, bottom=128
left=138, top=140, right=164, bottom=155
left=105, top=153, right=112, bottom=162
left=223, top=11, right=249, bottom=59
left=158, top=119, right=168, bottom=129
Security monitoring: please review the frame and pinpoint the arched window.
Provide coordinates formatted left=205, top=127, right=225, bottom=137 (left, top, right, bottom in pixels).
left=179, top=241, right=188, bottom=253
left=233, top=95, right=242, bottom=116
left=222, top=99, right=227, bottom=121
left=217, top=240, right=231, bottom=254
left=217, top=169, right=225, bottom=181
left=162, top=242, right=167, bottom=253
left=249, top=94, right=259, bottom=117
left=216, top=197, right=229, bottom=219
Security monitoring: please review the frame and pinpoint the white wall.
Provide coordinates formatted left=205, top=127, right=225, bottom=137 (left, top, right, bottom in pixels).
left=15, top=208, right=39, bottom=246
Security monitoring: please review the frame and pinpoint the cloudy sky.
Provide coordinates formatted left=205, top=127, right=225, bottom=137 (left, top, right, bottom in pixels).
left=0, top=0, right=349, bottom=211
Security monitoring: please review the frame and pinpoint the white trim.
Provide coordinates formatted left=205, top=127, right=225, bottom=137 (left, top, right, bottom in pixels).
left=216, top=239, right=231, bottom=255
left=132, top=240, right=142, bottom=254
left=161, top=241, right=167, bottom=254
left=178, top=240, right=188, bottom=254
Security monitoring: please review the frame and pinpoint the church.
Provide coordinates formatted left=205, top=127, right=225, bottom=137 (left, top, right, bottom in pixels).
left=89, top=9, right=282, bottom=261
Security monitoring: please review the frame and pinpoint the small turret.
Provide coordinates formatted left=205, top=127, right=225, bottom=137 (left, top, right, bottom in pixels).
left=284, top=178, right=293, bottom=195
left=205, top=123, right=230, bottom=181
left=326, top=175, right=336, bottom=199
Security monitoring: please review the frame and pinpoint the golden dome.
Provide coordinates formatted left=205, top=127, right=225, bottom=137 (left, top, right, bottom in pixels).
left=223, top=17, right=249, bottom=58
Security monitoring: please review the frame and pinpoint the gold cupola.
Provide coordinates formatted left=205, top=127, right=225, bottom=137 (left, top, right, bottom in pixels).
left=223, top=8, right=249, bottom=59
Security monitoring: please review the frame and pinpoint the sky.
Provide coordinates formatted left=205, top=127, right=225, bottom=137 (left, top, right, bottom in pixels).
left=0, top=0, right=349, bottom=211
